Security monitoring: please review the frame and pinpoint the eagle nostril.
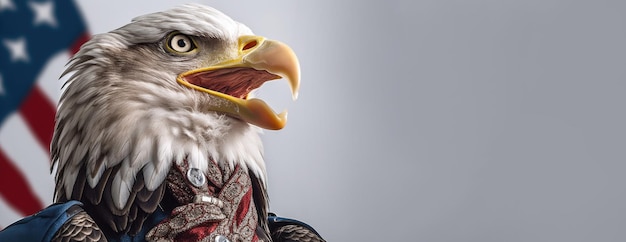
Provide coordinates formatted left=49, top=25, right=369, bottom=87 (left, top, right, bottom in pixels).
left=242, top=40, right=257, bottom=51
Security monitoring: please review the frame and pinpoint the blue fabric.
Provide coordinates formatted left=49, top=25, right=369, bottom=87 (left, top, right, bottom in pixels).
left=0, top=201, right=320, bottom=242
left=0, top=200, right=167, bottom=242
left=0, top=201, right=83, bottom=242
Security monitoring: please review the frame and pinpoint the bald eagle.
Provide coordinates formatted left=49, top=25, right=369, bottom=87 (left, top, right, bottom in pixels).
left=31, top=4, right=322, bottom=242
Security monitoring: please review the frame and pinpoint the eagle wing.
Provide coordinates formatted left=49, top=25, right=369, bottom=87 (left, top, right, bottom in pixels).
left=271, top=225, right=326, bottom=242
left=55, top=162, right=166, bottom=236
left=51, top=204, right=108, bottom=242
left=268, top=215, right=326, bottom=242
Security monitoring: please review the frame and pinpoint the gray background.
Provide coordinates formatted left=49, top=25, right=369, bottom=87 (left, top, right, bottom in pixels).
left=75, top=1, right=626, bottom=241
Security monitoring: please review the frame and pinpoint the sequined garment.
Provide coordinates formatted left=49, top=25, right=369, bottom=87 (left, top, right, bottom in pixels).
left=146, top=159, right=264, bottom=242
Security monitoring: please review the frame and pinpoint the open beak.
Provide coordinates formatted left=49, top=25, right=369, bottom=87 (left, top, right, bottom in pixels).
left=177, top=35, right=300, bottom=130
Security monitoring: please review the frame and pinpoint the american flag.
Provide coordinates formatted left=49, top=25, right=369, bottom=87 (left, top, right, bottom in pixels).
left=0, top=0, right=88, bottom=227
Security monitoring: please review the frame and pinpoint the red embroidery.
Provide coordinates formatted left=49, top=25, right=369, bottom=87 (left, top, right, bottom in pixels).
left=146, top=162, right=261, bottom=242
left=175, top=222, right=218, bottom=242
left=235, top=188, right=252, bottom=226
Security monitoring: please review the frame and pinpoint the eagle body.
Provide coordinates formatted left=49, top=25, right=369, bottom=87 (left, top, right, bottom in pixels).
left=38, top=4, right=324, bottom=242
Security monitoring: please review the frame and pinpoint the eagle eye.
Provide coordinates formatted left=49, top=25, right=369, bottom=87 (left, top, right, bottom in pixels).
left=166, top=33, right=197, bottom=53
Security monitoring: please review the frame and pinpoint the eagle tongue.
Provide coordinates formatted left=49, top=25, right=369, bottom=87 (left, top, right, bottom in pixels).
left=181, top=67, right=288, bottom=130
left=184, top=67, right=280, bottom=99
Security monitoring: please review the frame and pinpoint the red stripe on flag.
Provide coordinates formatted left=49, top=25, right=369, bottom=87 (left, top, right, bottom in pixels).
left=18, top=87, right=56, bottom=153
left=70, top=32, right=90, bottom=55
left=0, top=33, right=91, bottom=218
left=0, top=148, right=44, bottom=216
left=17, top=32, right=90, bottom=157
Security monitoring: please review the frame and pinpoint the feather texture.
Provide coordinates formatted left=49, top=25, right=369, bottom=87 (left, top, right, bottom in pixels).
left=271, top=225, right=326, bottom=242
left=51, top=4, right=268, bottom=235
left=51, top=205, right=107, bottom=242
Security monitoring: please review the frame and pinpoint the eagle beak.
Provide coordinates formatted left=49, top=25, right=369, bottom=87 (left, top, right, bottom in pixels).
left=177, top=35, right=300, bottom=130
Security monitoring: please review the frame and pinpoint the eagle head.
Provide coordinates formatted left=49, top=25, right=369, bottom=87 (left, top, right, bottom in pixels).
left=51, top=4, right=300, bottom=236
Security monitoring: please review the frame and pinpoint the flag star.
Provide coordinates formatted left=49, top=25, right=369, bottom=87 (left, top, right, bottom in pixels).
left=0, top=73, right=4, bottom=96
left=3, top=37, right=29, bottom=63
left=29, top=1, right=57, bottom=27
left=0, top=0, right=15, bottom=12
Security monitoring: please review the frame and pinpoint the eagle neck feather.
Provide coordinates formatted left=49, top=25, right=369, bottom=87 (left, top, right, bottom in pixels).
left=52, top=3, right=266, bottom=210
left=54, top=80, right=267, bottom=210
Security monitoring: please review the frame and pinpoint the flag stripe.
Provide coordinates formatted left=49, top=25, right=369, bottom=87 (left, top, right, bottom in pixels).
left=26, top=31, right=90, bottom=149
left=37, top=52, right=70, bottom=106
left=0, top=112, right=55, bottom=206
left=18, top=87, right=56, bottom=154
left=0, top=0, right=89, bottom=227
left=70, top=32, right=90, bottom=55
left=0, top=196, right=22, bottom=230
left=0, top=148, right=44, bottom=216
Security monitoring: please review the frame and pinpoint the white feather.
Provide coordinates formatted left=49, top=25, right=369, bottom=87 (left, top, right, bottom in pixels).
left=111, top=161, right=131, bottom=211
left=51, top=4, right=267, bottom=209
left=87, top=163, right=105, bottom=188
left=63, top=168, right=79, bottom=199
